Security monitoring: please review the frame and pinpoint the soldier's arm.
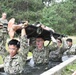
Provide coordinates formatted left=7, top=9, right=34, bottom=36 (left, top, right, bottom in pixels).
left=49, top=35, right=58, bottom=51
left=19, top=21, right=29, bottom=61
left=62, top=38, right=69, bottom=48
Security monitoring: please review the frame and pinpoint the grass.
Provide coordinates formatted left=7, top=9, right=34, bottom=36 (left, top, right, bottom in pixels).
left=61, top=62, right=76, bottom=75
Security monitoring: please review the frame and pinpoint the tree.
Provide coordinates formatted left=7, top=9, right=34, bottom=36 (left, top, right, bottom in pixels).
left=40, top=0, right=76, bottom=35
left=0, top=0, right=44, bottom=23
left=0, top=0, right=76, bottom=35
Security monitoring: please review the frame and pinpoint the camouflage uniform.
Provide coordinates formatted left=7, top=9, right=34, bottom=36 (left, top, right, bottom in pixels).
left=4, top=54, right=24, bottom=75
left=0, top=34, right=29, bottom=75
left=62, top=44, right=76, bottom=61
left=49, top=46, right=67, bottom=68
left=49, top=39, right=68, bottom=67
left=33, top=47, right=50, bottom=64
left=30, top=42, right=58, bottom=72
left=63, top=44, right=76, bottom=55
left=0, top=25, right=8, bottom=75
left=0, top=18, right=8, bottom=24
left=0, top=25, right=8, bottom=60
left=21, top=44, right=57, bottom=75
left=32, top=42, right=57, bottom=64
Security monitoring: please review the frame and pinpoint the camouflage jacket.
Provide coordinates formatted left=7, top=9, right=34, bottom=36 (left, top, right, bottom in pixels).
left=49, top=38, right=69, bottom=62
left=49, top=46, right=67, bottom=62
left=0, top=35, right=29, bottom=74
left=0, top=26, right=8, bottom=60
left=63, top=44, right=76, bottom=56
left=0, top=18, right=8, bottom=24
left=4, top=54, right=24, bottom=75
left=33, top=42, right=57, bottom=65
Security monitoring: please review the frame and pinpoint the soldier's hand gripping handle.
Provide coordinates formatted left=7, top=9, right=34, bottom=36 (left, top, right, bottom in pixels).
left=22, top=21, right=28, bottom=28
left=21, top=21, right=28, bottom=37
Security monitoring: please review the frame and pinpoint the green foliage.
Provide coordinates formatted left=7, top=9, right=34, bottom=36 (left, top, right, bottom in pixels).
left=0, top=0, right=76, bottom=35
left=40, top=0, right=76, bottom=35
left=61, top=62, right=76, bottom=75
left=0, top=0, right=44, bottom=23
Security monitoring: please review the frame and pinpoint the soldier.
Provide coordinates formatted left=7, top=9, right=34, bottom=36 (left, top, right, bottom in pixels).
left=4, top=39, right=25, bottom=75
left=7, top=19, right=58, bottom=74
left=62, top=38, right=76, bottom=61
left=0, top=12, right=8, bottom=24
left=16, top=22, right=57, bottom=74
left=49, top=38, right=68, bottom=68
left=23, top=35, right=57, bottom=75
left=0, top=22, right=29, bottom=75
left=0, top=22, right=8, bottom=60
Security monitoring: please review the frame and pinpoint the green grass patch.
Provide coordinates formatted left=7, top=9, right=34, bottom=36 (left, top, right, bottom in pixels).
left=61, top=62, right=76, bottom=75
